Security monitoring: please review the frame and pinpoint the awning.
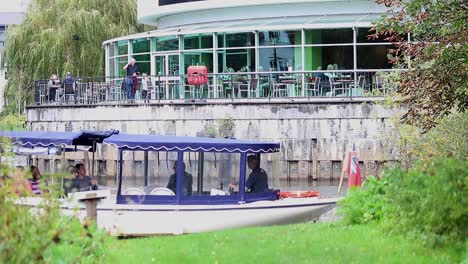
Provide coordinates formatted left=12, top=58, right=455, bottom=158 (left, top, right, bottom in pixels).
left=0, top=131, right=83, bottom=147
left=0, top=130, right=119, bottom=148
left=104, top=134, right=280, bottom=153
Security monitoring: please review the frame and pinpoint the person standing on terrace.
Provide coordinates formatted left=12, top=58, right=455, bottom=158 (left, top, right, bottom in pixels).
left=123, top=58, right=139, bottom=100
left=47, top=74, right=60, bottom=102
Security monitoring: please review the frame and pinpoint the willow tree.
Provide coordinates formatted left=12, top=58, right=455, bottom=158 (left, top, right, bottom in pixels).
left=3, top=0, right=151, bottom=113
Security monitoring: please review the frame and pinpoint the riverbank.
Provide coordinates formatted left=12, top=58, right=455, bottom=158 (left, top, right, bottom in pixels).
left=104, top=223, right=463, bottom=263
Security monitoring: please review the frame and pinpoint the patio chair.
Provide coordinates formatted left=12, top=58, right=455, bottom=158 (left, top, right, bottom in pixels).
left=238, top=78, right=259, bottom=98
left=207, top=78, right=224, bottom=98
left=271, top=78, right=288, bottom=97
left=328, top=76, right=346, bottom=96
left=349, top=76, right=365, bottom=96
left=39, top=83, right=48, bottom=104
left=306, top=77, right=321, bottom=97
left=63, top=83, right=75, bottom=103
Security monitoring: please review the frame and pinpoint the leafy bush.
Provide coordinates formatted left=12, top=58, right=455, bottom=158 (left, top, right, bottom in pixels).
left=383, top=159, right=468, bottom=247
left=338, top=177, right=387, bottom=225
left=339, top=159, right=467, bottom=248
left=390, top=111, right=468, bottom=168
left=0, top=161, right=108, bottom=263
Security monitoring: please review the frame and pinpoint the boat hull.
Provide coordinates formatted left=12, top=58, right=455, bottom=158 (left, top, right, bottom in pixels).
left=18, top=196, right=339, bottom=236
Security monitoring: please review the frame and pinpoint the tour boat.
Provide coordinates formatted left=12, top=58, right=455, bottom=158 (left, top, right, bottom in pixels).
left=2, top=131, right=339, bottom=236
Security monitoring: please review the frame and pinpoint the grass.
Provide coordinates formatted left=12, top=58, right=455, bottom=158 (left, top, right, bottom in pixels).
left=104, top=223, right=464, bottom=264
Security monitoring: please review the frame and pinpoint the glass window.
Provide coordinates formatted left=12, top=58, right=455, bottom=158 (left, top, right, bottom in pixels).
left=182, top=51, right=213, bottom=73
left=132, top=38, right=150, bottom=53
left=304, top=46, right=353, bottom=70
left=117, top=40, right=128, bottom=55
left=109, top=43, right=116, bottom=57
left=108, top=58, right=115, bottom=77
left=133, top=54, right=151, bottom=75
left=116, top=57, right=128, bottom=77
left=258, top=30, right=301, bottom=46
left=120, top=151, right=180, bottom=198
left=217, top=48, right=255, bottom=72
left=258, top=47, right=302, bottom=71
left=183, top=152, right=240, bottom=199
left=305, top=29, right=353, bottom=44
left=218, top=32, right=255, bottom=48
left=357, top=45, right=393, bottom=69
left=357, top=27, right=396, bottom=43
left=183, top=34, right=213, bottom=50
left=156, top=36, right=179, bottom=51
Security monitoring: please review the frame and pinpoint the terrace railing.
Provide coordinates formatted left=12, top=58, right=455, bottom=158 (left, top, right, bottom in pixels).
left=33, top=70, right=401, bottom=106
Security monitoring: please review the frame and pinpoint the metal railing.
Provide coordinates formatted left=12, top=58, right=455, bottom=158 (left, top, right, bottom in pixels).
left=33, top=70, right=400, bottom=105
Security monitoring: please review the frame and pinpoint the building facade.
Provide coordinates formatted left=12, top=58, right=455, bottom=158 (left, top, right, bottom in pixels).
left=104, top=0, right=401, bottom=82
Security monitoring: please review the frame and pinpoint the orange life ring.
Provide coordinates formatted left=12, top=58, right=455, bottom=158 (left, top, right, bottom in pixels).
left=279, top=190, right=320, bottom=198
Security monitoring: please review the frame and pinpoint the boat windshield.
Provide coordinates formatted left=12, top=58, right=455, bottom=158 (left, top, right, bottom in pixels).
left=119, top=150, right=280, bottom=204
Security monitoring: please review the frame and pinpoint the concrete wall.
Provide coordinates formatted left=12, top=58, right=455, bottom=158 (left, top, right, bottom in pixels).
left=25, top=98, right=400, bottom=184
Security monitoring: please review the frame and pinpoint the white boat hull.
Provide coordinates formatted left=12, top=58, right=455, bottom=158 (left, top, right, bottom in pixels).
left=17, top=194, right=339, bottom=236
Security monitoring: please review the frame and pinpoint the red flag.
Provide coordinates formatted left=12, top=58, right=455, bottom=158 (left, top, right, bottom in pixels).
left=347, top=147, right=362, bottom=188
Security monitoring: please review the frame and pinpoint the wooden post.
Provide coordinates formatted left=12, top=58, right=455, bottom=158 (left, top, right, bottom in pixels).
left=78, top=192, right=106, bottom=221
left=337, top=151, right=349, bottom=195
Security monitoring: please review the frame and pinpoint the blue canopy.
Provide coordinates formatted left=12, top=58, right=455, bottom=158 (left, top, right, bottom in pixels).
left=0, top=131, right=82, bottom=147
left=0, top=130, right=119, bottom=148
left=104, top=134, right=280, bottom=153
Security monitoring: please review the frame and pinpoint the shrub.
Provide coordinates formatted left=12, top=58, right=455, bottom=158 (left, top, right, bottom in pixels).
left=383, top=159, right=468, bottom=247
left=338, top=177, right=387, bottom=225
left=0, top=160, right=108, bottom=263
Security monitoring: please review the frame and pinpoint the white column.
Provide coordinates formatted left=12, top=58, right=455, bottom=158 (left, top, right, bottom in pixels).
left=301, top=28, right=306, bottom=97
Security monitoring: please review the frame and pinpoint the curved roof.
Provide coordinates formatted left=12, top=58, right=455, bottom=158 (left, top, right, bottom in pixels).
left=0, top=130, right=118, bottom=147
left=0, top=131, right=82, bottom=147
left=104, top=134, right=280, bottom=153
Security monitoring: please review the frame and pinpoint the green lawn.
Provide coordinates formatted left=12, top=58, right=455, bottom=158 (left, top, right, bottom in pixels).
left=104, top=223, right=463, bottom=264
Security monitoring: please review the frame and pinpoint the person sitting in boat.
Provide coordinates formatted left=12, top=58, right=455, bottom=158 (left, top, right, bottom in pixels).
left=229, top=155, right=269, bottom=193
left=12, top=166, right=32, bottom=195
left=69, top=163, right=98, bottom=192
left=166, top=161, right=193, bottom=195
left=28, top=165, right=44, bottom=195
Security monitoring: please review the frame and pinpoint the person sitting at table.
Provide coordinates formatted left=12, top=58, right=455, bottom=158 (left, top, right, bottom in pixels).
left=166, top=161, right=193, bottom=195
left=68, top=163, right=98, bottom=192
left=48, top=74, right=60, bottom=102
left=324, top=64, right=337, bottom=80
left=61, top=72, right=76, bottom=102
left=312, top=66, right=325, bottom=80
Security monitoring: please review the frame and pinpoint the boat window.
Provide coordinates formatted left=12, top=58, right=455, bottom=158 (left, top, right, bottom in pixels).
left=120, top=151, right=181, bottom=197
left=183, top=152, right=241, bottom=198
left=242, top=153, right=278, bottom=194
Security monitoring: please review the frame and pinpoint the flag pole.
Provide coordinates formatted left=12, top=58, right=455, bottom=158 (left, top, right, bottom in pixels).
left=337, top=150, right=349, bottom=195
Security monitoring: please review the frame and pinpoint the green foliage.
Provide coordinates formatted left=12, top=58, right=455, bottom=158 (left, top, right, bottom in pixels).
left=390, top=111, right=468, bottom=168
left=373, top=0, right=468, bottom=131
left=218, top=116, right=236, bottom=138
left=340, top=158, right=467, bottom=248
left=338, top=177, right=387, bottom=225
left=0, top=114, right=25, bottom=131
left=0, top=150, right=108, bottom=263
left=104, top=223, right=462, bottom=263
left=383, top=159, right=468, bottom=247
left=3, top=0, right=152, bottom=113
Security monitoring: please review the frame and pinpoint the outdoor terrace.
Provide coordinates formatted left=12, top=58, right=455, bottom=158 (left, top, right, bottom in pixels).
left=34, top=70, right=400, bottom=106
